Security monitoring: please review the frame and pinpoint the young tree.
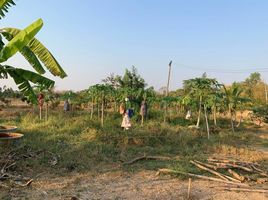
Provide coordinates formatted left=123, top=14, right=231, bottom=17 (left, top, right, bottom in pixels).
left=223, top=83, right=250, bottom=132
left=183, top=74, right=220, bottom=139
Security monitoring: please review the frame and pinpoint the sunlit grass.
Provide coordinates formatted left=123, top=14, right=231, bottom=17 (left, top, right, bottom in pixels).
left=0, top=108, right=266, bottom=177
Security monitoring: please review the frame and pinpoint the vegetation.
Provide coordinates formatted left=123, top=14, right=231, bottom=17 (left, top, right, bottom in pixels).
left=0, top=0, right=66, bottom=103
left=0, top=1, right=268, bottom=199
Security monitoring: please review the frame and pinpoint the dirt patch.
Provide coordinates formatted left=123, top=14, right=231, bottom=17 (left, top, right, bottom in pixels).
left=1, top=171, right=268, bottom=200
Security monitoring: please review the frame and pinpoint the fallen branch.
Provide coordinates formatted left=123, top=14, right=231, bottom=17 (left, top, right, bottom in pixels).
left=251, top=165, right=268, bottom=177
left=193, top=160, right=218, bottom=170
left=123, top=155, right=172, bottom=165
left=228, top=169, right=245, bottom=182
left=212, top=162, right=253, bottom=172
left=190, top=160, right=229, bottom=181
left=215, top=187, right=268, bottom=193
left=208, top=158, right=260, bottom=167
left=14, top=179, right=33, bottom=187
left=157, top=168, right=248, bottom=186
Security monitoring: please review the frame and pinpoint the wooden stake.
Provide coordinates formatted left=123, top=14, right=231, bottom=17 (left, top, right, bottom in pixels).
left=187, top=178, right=192, bottom=199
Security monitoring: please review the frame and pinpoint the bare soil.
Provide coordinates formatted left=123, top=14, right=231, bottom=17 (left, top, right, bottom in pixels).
left=1, top=171, right=267, bottom=200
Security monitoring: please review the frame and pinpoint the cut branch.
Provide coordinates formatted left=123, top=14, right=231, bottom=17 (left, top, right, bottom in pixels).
left=123, top=155, right=172, bottom=165
left=157, top=168, right=248, bottom=186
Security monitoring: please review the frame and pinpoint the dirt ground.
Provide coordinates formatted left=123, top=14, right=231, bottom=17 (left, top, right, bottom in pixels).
left=1, top=170, right=267, bottom=200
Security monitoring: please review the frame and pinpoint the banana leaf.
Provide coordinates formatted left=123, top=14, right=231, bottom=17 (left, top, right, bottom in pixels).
left=3, top=65, right=55, bottom=103
left=0, top=0, right=15, bottom=19
left=0, top=18, right=43, bottom=62
left=1, top=27, right=67, bottom=78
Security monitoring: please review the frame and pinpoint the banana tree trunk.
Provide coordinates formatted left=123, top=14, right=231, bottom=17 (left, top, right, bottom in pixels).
left=204, top=104, right=210, bottom=139
left=196, top=95, right=202, bottom=127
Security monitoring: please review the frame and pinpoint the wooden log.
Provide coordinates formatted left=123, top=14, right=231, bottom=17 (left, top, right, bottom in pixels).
left=192, top=160, right=241, bottom=183
left=208, top=158, right=260, bottom=167
left=212, top=162, right=253, bottom=172
left=194, top=160, right=218, bottom=170
left=228, top=169, right=245, bottom=182
left=190, top=160, right=229, bottom=181
left=157, top=168, right=248, bottom=186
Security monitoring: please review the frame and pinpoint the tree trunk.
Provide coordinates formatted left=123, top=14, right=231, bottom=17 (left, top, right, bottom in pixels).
left=90, top=97, right=94, bottom=119
left=204, top=104, right=210, bottom=139
left=45, top=103, right=48, bottom=121
left=213, top=105, right=217, bottom=126
left=164, top=102, right=167, bottom=123
left=229, top=105, right=235, bottom=133
left=97, top=99, right=100, bottom=119
left=114, top=98, right=117, bottom=112
left=39, top=106, right=42, bottom=120
left=236, top=111, right=243, bottom=127
left=196, top=96, right=202, bottom=127
left=101, top=93, right=104, bottom=127
left=141, top=115, right=144, bottom=126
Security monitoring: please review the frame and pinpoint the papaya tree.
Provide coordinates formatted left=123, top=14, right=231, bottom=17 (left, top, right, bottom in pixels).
left=183, top=74, right=220, bottom=139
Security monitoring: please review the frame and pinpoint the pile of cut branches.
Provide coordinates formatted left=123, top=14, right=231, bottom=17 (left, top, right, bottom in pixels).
left=0, top=145, right=59, bottom=188
left=158, top=157, right=268, bottom=193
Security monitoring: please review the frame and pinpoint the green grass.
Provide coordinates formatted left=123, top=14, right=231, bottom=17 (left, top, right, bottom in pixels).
left=0, top=108, right=266, bottom=178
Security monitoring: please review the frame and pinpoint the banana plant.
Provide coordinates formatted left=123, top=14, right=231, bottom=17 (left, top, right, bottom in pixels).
left=223, top=83, right=250, bottom=132
left=0, top=1, right=67, bottom=104
left=0, top=0, right=15, bottom=19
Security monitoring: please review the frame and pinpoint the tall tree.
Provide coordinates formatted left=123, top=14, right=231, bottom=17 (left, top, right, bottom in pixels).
left=244, top=72, right=261, bottom=99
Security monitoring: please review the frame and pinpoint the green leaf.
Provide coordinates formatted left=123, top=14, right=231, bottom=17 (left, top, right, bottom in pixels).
left=0, top=0, right=15, bottom=19
left=0, top=18, right=43, bottom=62
left=1, top=27, right=67, bottom=78
left=4, top=65, right=55, bottom=103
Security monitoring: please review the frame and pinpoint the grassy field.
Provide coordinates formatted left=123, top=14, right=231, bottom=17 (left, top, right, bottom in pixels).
left=1, top=106, right=267, bottom=179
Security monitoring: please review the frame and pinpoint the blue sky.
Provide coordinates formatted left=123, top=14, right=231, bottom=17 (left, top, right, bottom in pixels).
left=2, top=0, right=268, bottom=91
